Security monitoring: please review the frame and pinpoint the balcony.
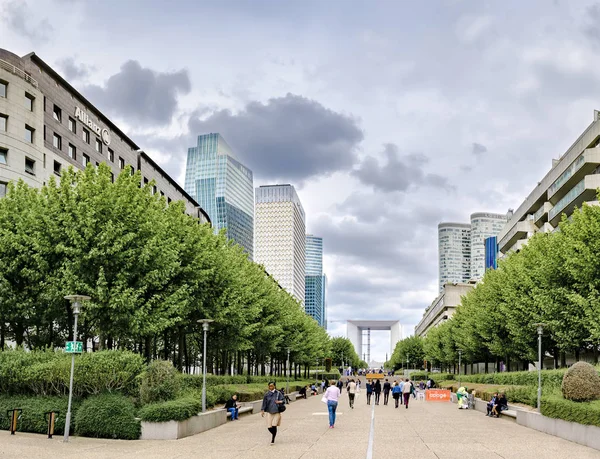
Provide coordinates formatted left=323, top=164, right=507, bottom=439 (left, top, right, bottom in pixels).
left=533, top=202, right=553, bottom=226
left=548, top=149, right=600, bottom=203
left=549, top=175, right=600, bottom=226
left=498, top=219, right=537, bottom=254
left=0, top=59, right=38, bottom=88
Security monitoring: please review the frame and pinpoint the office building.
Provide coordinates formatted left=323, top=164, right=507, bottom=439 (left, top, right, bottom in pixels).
left=185, top=133, right=253, bottom=258
left=0, top=48, right=209, bottom=223
left=497, top=110, right=600, bottom=255
left=415, top=283, right=474, bottom=337
left=305, top=235, right=326, bottom=327
left=438, top=222, right=471, bottom=292
left=255, top=185, right=306, bottom=304
left=470, top=213, right=508, bottom=280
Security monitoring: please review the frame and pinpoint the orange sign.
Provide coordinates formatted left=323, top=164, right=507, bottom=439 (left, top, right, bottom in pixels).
left=366, top=373, right=385, bottom=379
left=425, top=389, right=451, bottom=402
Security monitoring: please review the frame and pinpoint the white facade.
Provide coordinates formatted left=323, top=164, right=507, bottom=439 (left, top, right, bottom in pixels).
left=255, top=185, right=306, bottom=305
left=346, top=320, right=402, bottom=362
left=469, top=212, right=508, bottom=280
left=438, top=222, right=471, bottom=292
left=415, top=283, right=474, bottom=337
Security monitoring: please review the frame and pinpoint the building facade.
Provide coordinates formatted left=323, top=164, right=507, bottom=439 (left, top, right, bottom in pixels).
left=497, top=110, right=600, bottom=255
left=184, top=133, right=253, bottom=258
left=0, top=48, right=209, bottom=223
left=305, top=235, right=326, bottom=327
left=469, top=212, right=508, bottom=280
left=415, top=283, right=474, bottom=337
left=438, top=222, right=471, bottom=292
left=255, top=185, right=306, bottom=305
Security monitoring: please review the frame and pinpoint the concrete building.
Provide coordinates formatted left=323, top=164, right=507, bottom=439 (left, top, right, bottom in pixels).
left=470, top=213, right=508, bottom=280
left=415, top=283, right=474, bottom=337
left=185, top=133, right=253, bottom=258
left=305, top=235, right=326, bottom=327
left=438, top=222, right=471, bottom=292
left=497, top=110, right=600, bottom=255
left=0, top=48, right=209, bottom=223
left=255, top=184, right=306, bottom=304
left=346, top=320, right=402, bottom=363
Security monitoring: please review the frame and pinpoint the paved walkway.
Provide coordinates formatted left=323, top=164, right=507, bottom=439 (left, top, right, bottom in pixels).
left=2, top=390, right=600, bottom=458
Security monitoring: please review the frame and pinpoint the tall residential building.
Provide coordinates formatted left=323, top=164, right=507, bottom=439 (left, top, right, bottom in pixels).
left=469, top=213, right=508, bottom=280
left=305, top=235, right=326, bottom=327
left=184, top=133, right=254, bottom=258
left=255, top=185, right=306, bottom=304
left=438, top=222, right=471, bottom=292
left=498, top=110, right=600, bottom=255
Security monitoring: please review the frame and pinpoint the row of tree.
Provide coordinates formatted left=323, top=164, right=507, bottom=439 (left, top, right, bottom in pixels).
left=0, top=165, right=333, bottom=376
left=401, top=196, right=600, bottom=373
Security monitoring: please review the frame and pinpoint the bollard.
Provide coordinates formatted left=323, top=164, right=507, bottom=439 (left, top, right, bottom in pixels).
left=7, top=409, right=22, bottom=435
left=44, top=411, right=59, bottom=439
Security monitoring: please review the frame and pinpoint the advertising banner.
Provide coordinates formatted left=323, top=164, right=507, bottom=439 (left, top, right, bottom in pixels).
left=425, top=389, right=451, bottom=402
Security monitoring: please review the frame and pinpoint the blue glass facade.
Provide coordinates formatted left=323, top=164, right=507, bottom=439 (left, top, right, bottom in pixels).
left=185, top=133, right=254, bottom=259
left=485, top=236, right=498, bottom=271
left=305, top=235, right=325, bottom=328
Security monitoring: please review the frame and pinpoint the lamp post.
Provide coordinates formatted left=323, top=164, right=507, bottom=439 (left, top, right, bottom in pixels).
left=63, top=294, right=90, bottom=443
left=534, top=323, right=546, bottom=412
left=197, top=319, right=214, bottom=413
left=286, top=347, right=291, bottom=394
left=458, top=349, right=463, bottom=387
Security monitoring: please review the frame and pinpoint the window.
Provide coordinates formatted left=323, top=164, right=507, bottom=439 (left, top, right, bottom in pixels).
left=95, top=139, right=102, bottom=153
left=0, top=114, right=6, bottom=132
left=53, top=105, right=62, bottom=122
left=53, top=161, right=61, bottom=176
left=0, top=181, right=6, bottom=198
left=25, top=93, right=34, bottom=111
left=108, top=148, right=114, bottom=162
left=82, top=128, right=90, bottom=143
left=25, top=125, right=34, bottom=143
left=143, top=177, right=149, bottom=185
left=68, top=144, right=76, bottom=160
left=152, top=185, right=157, bottom=195
left=68, top=117, right=76, bottom=133
left=25, top=157, right=35, bottom=175
left=0, top=148, right=7, bottom=165
left=119, top=157, right=125, bottom=169
left=0, top=81, right=6, bottom=98
left=53, top=133, right=62, bottom=150
left=110, top=172, right=114, bottom=183
left=83, top=153, right=90, bottom=166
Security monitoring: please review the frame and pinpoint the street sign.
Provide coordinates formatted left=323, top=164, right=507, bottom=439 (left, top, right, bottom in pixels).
left=65, top=341, right=83, bottom=354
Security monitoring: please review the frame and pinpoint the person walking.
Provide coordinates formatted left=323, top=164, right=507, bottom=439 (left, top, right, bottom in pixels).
left=366, top=380, right=373, bottom=405
left=374, top=379, right=382, bottom=405
left=347, top=379, right=357, bottom=409
left=402, top=378, right=412, bottom=409
left=324, top=380, right=341, bottom=428
left=392, top=381, right=402, bottom=408
left=261, top=382, right=285, bottom=445
left=383, top=379, right=391, bottom=405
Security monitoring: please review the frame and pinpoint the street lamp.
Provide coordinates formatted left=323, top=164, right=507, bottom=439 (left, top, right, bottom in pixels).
left=286, top=347, right=291, bottom=394
left=457, top=349, right=463, bottom=387
left=534, top=323, right=546, bottom=412
left=63, top=294, right=90, bottom=443
left=197, top=319, right=214, bottom=413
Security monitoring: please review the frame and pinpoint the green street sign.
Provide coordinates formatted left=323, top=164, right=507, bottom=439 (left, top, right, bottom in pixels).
left=65, top=341, right=83, bottom=354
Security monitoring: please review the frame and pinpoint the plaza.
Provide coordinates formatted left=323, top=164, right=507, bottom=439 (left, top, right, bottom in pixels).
left=2, top=388, right=599, bottom=459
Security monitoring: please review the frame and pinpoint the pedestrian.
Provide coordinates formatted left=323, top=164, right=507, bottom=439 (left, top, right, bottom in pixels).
left=374, top=379, right=382, bottom=405
left=383, top=379, right=391, bottom=405
left=392, top=381, right=402, bottom=408
left=347, top=378, right=357, bottom=409
left=324, top=380, right=341, bottom=428
left=261, top=382, right=285, bottom=445
left=337, top=378, right=344, bottom=391
left=366, top=379, right=373, bottom=405
left=402, top=378, right=412, bottom=409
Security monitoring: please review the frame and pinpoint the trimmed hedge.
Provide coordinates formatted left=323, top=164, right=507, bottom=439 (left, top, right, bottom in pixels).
left=461, top=369, right=567, bottom=389
left=75, top=394, right=140, bottom=440
left=140, top=360, right=179, bottom=405
left=0, top=395, right=77, bottom=435
left=139, top=397, right=201, bottom=423
left=542, top=394, right=600, bottom=427
left=409, top=372, right=454, bottom=382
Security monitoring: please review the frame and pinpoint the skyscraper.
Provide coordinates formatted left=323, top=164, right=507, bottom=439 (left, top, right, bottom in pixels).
left=469, top=212, right=507, bottom=280
left=305, top=235, right=326, bottom=327
left=184, top=133, right=254, bottom=258
left=255, top=185, right=306, bottom=304
left=438, top=222, right=471, bottom=292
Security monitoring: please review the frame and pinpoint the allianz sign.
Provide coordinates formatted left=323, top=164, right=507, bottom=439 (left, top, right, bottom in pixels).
left=74, top=106, right=111, bottom=146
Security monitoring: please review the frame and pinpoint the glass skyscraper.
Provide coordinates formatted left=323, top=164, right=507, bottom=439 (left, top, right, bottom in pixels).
left=184, top=133, right=254, bottom=258
left=305, top=235, right=326, bottom=328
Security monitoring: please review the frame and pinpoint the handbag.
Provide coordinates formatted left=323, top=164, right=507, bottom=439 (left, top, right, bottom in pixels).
left=278, top=403, right=286, bottom=413
left=321, top=394, right=328, bottom=404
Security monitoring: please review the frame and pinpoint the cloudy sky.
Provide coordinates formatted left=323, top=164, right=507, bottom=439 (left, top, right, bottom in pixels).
left=3, top=0, right=600, bottom=361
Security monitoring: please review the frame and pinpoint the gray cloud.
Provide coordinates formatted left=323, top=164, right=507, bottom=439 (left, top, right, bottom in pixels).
left=188, top=93, right=363, bottom=183
left=2, top=1, right=53, bottom=42
left=352, top=143, right=454, bottom=193
left=56, top=57, right=93, bottom=81
left=584, top=4, right=600, bottom=44
left=84, top=61, right=191, bottom=125
left=472, top=142, right=487, bottom=156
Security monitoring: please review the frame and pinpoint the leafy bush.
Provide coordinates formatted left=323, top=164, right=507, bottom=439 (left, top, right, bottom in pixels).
left=139, top=397, right=201, bottom=423
left=409, top=372, right=454, bottom=382
left=0, top=349, right=60, bottom=395
left=74, top=351, right=145, bottom=397
left=461, top=369, right=566, bottom=389
left=542, top=394, right=600, bottom=427
left=316, top=372, right=339, bottom=381
left=75, top=394, right=140, bottom=440
left=562, top=361, right=600, bottom=402
left=0, top=395, right=76, bottom=434
left=140, top=360, right=179, bottom=405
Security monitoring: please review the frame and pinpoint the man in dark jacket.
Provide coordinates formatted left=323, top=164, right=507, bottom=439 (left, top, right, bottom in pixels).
left=261, top=382, right=284, bottom=445
left=383, top=379, right=392, bottom=405
left=374, top=379, right=382, bottom=405
left=225, top=394, right=240, bottom=420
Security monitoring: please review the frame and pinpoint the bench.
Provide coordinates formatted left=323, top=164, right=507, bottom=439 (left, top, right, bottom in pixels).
left=226, top=406, right=253, bottom=418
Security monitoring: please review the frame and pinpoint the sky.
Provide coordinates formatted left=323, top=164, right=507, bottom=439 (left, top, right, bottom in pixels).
left=3, top=0, right=600, bottom=361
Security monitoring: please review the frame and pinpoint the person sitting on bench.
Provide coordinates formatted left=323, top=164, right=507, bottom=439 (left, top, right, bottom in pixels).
left=225, top=394, right=240, bottom=420
left=299, top=386, right=307, bottom=399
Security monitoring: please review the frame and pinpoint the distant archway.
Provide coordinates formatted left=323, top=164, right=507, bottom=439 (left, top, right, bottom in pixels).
left=346, top=320, right=402, bottom=364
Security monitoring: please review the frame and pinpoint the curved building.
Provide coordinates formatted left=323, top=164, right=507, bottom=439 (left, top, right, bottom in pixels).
left=438, top=222, right=471, bottom=292
left=469, top=212, right=508, bottom=281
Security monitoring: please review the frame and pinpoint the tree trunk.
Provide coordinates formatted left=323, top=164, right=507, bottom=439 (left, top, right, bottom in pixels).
left=553, top=347, right=559, bottom=369
left=575, top=349, right=580, bottom=362
left=0, top=321, right=4, bottom=350
left=144, top=336, right=152, bottom=364
left=594, top=346, right=599, bottom=365
left=560, top=351, right=567, bottom=368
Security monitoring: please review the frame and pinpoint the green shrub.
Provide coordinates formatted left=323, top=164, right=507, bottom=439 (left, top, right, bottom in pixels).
left=316, top=372, right=339, bottom=380
left=461, top=369, right=566, bottom=389
left=562, top=361, right=600, bottom=402
left=409, top=372, right=454, bottom=382
left=74, top=351, right=145, bottom=397
left=0, top=395, right=76, bottom=434
left=0, top=348, right=61, bottom=395
left=75, top=394, right=140, bottom=440
left=504, top=386, right=538, bottom=406
left=140, top=360, right=179, bottom=405
left=139, top=397, right=201, bottom=423
left=542, top=394, right=600, bottom=427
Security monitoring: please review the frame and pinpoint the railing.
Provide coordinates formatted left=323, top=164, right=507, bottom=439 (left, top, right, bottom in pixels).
left=0, top=59, right=38, bottom=88
left=549, top=178, right=585, bottom=220
left=548, top=154, right=585, bottom=196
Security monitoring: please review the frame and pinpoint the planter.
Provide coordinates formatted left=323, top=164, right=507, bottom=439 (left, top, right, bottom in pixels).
left=141, top=409, right=227, bottom=440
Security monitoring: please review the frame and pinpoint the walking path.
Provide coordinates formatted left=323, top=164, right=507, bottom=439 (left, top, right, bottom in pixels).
left=2, top=389, right=600, bottom=458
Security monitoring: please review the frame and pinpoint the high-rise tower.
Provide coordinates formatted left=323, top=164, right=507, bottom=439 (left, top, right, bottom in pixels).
left=305, top=235, right=326, bottom=327
left=438, top=222, right=471, bottom=292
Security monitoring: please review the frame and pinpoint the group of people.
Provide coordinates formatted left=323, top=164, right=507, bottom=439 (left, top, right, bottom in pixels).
left=363, top=378, right=416, bottom=408
left=486, top=392, right=508, bottom=418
